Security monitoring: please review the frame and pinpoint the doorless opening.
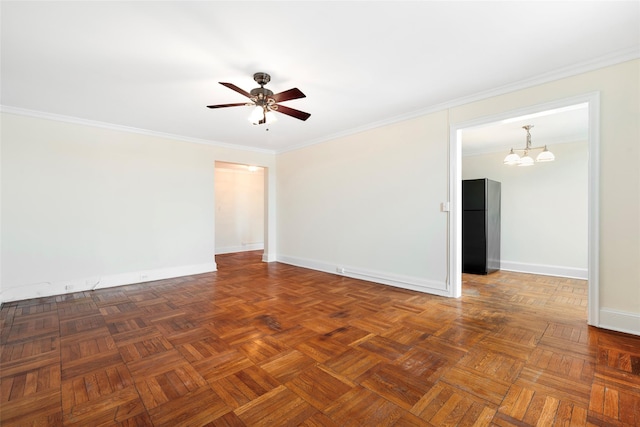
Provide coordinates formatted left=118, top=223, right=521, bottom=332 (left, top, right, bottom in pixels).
left=214, top=161, right=266, bottom=259
left=448, top=93, right=600, bottom=326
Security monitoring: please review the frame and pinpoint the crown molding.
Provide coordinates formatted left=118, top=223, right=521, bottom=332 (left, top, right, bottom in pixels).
left=278, top=47, right=639, bottom=154
left=2, top=48, right=637, bottom=156
left=0, top=105, right=277, bottom=155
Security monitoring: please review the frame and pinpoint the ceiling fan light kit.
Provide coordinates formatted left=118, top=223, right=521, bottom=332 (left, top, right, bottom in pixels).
left=503, top=125, right=555, bottom=167
left=248, top=105, right=277, bottom=125
left=207, top=72, right=310, bottom=126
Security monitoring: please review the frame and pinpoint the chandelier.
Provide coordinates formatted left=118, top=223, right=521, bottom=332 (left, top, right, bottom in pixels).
left=503, top=125, right=555, bottom=166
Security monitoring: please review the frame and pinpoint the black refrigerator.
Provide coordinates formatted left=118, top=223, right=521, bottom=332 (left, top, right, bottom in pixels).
left=462, top=178, right=501, bottom=274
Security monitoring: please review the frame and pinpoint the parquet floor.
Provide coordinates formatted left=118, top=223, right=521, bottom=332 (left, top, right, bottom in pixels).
left=1, top=252, right=639, bottom=426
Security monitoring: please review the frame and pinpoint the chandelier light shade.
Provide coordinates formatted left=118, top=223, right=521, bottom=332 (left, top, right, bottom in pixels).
left=518, top=152, right=534, bottom=167
left=536, top=145, right=555, bottom=162
left=503, top=125, right=555, bottom=166
left=503, top=148, right=521, bottom=165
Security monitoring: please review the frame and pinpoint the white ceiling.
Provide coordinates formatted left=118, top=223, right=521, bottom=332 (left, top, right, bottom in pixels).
left=1, top=1, right=638, bottom=153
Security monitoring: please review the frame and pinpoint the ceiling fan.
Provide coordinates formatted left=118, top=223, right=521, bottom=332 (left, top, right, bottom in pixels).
left=206, top=72, right=310, bottom=125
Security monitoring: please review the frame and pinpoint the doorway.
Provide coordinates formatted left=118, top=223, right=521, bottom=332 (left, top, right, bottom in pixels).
left=214, top=161, right=266, bottom=256
left=448, top=93, right=600, bottom=326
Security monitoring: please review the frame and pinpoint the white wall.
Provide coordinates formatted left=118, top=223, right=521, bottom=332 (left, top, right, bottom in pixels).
left=277, top=60, right=639, bottom=335
left=2, top=61, right=638, bottom=335
left=462, top=141, right=588, bottom=278
left=214, top=164, right=264, bottom=254
left=0, top=113, right=275, bottom=302
left=277, top=111, right=450, bottom=295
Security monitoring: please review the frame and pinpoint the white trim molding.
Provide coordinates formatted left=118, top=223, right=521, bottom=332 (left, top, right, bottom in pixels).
left=215, top=243, right=264, bottom=255
left=0, top=105, right=275, bottom=154
left=449, top=92, right=601, bottom=327
left=277, top=254, right=449, bottom=297
left=279, top=49, right=638, bottom=155
left=500, top=261, right=588, bottom=280
left=598, top=308, right=640, bottom=336
left=262, top=253, right=277, bottom=263
left=0, top=262, right=217, bottom=304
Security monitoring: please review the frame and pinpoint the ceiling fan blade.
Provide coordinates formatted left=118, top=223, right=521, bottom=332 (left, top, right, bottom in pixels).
left=219, top=82, right=252, bottom=98
left=274, top=104, right=311, bottom=121
left=272, top=88, right=306, bottom=103
left=206, top=103, right=248, bottom=109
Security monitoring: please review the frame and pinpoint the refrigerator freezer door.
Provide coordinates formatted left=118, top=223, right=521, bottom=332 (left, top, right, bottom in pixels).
left=462, top=179, right=487, bottom=211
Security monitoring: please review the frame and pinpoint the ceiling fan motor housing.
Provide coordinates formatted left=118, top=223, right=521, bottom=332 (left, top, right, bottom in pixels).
left=250, top=87, right=275, bottom=107
left=251, top=73, right=274, bottom=106
left=253, top=72, right=271, bottom=86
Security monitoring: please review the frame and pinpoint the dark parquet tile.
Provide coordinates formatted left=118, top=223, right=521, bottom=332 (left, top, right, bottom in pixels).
left=1, top=251, right=639, bottom=425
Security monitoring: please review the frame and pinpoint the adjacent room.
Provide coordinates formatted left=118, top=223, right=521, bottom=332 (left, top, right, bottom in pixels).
left=1, top=1, right=639, bottom=425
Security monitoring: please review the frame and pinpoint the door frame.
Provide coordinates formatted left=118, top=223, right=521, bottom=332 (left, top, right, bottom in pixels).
left=447, top=92, right=600, bottom=327
left=213, top=161, right=275, bottom=262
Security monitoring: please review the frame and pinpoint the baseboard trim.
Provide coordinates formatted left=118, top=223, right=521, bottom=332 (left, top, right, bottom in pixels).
left=598, top=308, right=640, bottom=336
left=262, top=253, right=277, bottom=263
left=0, top=262, right=217, bottom=304
left=215, top=243, right=264, bottom=255
left=500, top=260, right=588, bottom=280
left=277, top=254, right=449, bottom=297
